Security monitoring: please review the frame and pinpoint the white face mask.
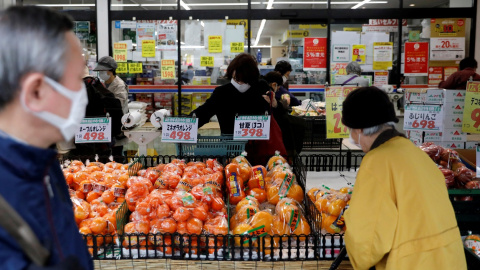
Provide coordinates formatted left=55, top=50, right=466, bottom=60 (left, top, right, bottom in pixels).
left=21, top=76, right=88, bottom=141
left=99, top=71, right=111, bottom=82
left=348, top=131, right=362, bottom=149
left=283, top=76, right=287, bottom=84
left=231, top=78, right=251, bottom=93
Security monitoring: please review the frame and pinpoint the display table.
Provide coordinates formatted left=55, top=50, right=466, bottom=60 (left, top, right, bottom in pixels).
left=306, top=171, right=357, bottom=191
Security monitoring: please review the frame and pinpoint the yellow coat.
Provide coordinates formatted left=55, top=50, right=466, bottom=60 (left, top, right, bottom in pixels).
left=344, top=136, right=467, bottom=270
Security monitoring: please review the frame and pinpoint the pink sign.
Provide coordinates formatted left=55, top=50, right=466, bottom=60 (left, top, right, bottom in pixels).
left=303, top=37, right=327, bottom=71
left=404, top=42, right=429, bottom=76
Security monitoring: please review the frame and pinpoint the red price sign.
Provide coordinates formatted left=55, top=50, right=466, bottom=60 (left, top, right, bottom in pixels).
left=240, top=128, right=263, bottom=137
left=333, top=113, right=348, bottom=134
left=75, top=117, right=112, bottom=143
left=411, top=120, right=436, bottom=129
left=169, top=131, right=191, bottom=140
left=233, top=116, right=271, bottom=140
left=83, top=132, right=105, bottom=141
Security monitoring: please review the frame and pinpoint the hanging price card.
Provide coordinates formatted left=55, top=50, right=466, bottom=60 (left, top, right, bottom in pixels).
left=113, top=43, right=127, bottom=62
left=161, top=59, right=175, bottom=79
left=75, top=117, right=111, bottom=143
left=117, top=63, right=128, bottom=74
left=325, top=86, right=357, bottom=138
left=161, top=117, right=198, bottom=143
left=404, top=104, right=444, bottom=131
left=233, top=115, right=270, bottom=140
left=200, top=56, right=214, bottom=67
left=462, top=81, right=480, bottom=133
left=230, top=42, right=244, bottom=53
left=128, top=63, right=143, bottom=73
left=142, top=40, right=156, bottom=58
left=208, top=35, right=222, bottom=53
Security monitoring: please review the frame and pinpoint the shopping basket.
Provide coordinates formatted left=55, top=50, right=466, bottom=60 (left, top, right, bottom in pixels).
left=301, top=116, right=342, bottom=150
left=176, top=135, right=247, bottom=157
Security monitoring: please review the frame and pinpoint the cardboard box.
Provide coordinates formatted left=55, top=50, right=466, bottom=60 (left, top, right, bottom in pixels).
left=443, top=116, right=463, bottom=129
left=441, top=128, right=467, bottom=141
left=443, top=102, right=465, bottom=116
left=456, top=149, right=476, bottom=169
left=444, top=90, right=466, bottom=103
left=439, top=141, right=465, bottom=149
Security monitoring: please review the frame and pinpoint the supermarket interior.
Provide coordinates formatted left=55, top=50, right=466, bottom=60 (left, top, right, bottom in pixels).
left=2, top=0, right=480, bottom=269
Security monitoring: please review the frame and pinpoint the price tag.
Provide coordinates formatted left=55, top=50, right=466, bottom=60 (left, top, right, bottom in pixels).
left=142, top=40, right=156, bottom=58
left=208, top=35, right=222, bottom=53
left=404, top=104, right=443, bottom=131
left=75, top=117, right=112, bottom=143
left=230, top=42, right=244, bottom=53
left=161, top=117, right=198, bottom=143
left=117, top=63, right=128, bottom=74
left=462, top=81, right=480, bottom=133
left=128, top=62, right=143, bottom=74
left=233, top=115, right=270, bottom=140
left=325, top=86, right=357, bottom=138
left=200, top=56, right=214, bottom=67
left=161, top=59, right=175, bottom=79
left=113, top=43, right=127, bottom=63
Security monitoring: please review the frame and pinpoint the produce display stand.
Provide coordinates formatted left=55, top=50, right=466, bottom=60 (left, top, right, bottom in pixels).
left=301, top=116, right=342, bottom=151
left=176, top=135, right=246, bottom=157
left=448, top=189, right=480, bottom=233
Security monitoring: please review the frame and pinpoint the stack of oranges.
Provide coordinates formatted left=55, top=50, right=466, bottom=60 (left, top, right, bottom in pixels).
left=307, top=186, right=352, bottom=234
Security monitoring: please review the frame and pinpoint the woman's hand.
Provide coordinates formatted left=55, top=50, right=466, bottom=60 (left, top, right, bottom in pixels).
left=263, top=92, right=277, bottom=108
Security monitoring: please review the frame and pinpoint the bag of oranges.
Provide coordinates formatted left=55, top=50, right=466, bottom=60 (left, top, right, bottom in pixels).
left=265, top=166, right=304, bottom=205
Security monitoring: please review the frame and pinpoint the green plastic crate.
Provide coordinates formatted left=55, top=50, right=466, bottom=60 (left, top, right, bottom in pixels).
left=176, top=135, right=246, bottom=156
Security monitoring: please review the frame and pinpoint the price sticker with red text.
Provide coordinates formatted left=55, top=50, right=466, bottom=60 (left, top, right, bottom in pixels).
left=233, top=115, right=270, bottom=140
left=161, top=117, right=198, bottom=143
left=404, top=104, right=443, bottom=131
left=75, top=117, right=112, bottom=143
left=462, top=81, right=480, bottom=133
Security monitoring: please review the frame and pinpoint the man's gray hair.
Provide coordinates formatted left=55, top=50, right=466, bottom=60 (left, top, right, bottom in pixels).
left=363, top=121, right=396, bottom=136
left=346, top=62, right=362, bottom=75
left=0, top=6, right=74, bottom=110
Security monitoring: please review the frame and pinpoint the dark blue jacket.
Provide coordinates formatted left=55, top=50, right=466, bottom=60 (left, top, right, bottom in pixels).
left=275, top=85, right=301, bottom=106
left=0, top=133, right=93, bottom=270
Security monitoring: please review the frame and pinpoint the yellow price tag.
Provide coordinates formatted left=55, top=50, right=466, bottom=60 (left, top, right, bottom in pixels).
left=463, top=82, right=480, bottom=133
left=230, top=42, right=244, bottom=53
left=142, top=40, right=156, bottom=58
left=325, top=86, right=357, bottom=139
left=200, top=56, right=214, bottom=67
left=117, top=63, right=128, bottom=74
left=161, top=59, right=175, bottom=79
left=208, top=36, right=222, bottom=53
left=113, top=43, right=128, bottom=63
left=128, top=63, right=143, bottom=74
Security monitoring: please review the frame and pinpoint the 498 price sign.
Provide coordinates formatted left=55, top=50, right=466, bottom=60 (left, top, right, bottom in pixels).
left=161, top=117, right=198, bottom=143
left=75, top=117, right=112, bottom=143
left=233, top=115, right=270, bottom=140
left=404, top=104, right=443, bottom=131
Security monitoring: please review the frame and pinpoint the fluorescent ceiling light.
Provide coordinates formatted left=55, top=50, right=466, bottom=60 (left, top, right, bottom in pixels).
left=351, top=0, right=371, bottom=9
left=36, top=4, right=94, bottom=7
left=266, top=0, right=275, bottom=9
left=112, top=4, right=140, bottom=7
left=188, top=3, right=248, bottom=6
left=180, top=0, right=191, bottom=10
left=141, top=4, right=176, bottom=7
left=254, top=19, right=266, bottom=47
left=409, top=4, right=415, bottom=6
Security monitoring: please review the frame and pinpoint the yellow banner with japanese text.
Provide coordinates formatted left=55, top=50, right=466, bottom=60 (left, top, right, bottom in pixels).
left=326, top=86, right=358, bottom=138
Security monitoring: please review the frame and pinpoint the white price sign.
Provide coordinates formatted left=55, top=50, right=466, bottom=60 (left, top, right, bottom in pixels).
left=75, top=117, right=112, bottom=143
left=430, top=37, right=465, bottom=61
left=161, top=117, right=198, bottom=143
left=332, top=44, right=350, bottom=62
left=233, top=115, right=271, bottom=140
left=404, top=104, right=444, bottom=131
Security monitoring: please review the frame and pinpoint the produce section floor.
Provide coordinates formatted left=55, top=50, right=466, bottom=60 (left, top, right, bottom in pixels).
left=94, top=259, right=354, bottom=269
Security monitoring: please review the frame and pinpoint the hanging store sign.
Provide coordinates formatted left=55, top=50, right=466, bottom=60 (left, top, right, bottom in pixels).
left=303, top=37, right=327, bottom=71
left=462, top=82, right=480, bottom=133
left=325, top=86, right=357, bottom=139
left=404, top=42, right=429, bottom=76
left=233, top=116, right=271, bottom=140
left=404, top=104, right=444, bottom=131
left=75, top=117, right=112, bottom=143
left=161, top=117, right=198, bottom=143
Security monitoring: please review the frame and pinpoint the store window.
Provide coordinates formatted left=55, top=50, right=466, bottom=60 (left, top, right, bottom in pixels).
left=403, top=0, right=473, bottom=8
left=110, top=0, right=176, bottom=11
left=252, top=0, right=327, bottom=9
left=330, top=20, right=399, bottom=88
left=331, top=0, right=398, bottom=9
left=401, top=18, right=472, bottom=87
left=25, top=0, right=96, bottom=10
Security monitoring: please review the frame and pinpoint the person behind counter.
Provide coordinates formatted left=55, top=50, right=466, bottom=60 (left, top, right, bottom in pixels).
left=335, top=61, right=369, bottom=87
left=438, top=57, right=480, bottom=90
left=341, top=86, right=466, bottom=270
left=274, top=60, right=301, bottom=106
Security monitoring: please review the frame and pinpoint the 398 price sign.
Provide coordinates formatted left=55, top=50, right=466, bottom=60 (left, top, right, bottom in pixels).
left=233, top=116, right=270, bottom=140
left=75, top=117, right=112, bottom=143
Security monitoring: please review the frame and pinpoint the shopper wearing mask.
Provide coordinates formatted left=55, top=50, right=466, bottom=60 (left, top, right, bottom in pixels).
left=341, top=87, right=466, bottom=270
left=274, top=60, right=301, bottom=107
left=0, top=6, right=92, bottom=270
left=335, top=61, right=369, bottom=87
left=93, top=56, right=129, bottom=114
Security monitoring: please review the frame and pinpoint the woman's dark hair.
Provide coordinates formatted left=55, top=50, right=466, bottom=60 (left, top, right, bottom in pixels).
left=226, top=53, right=259, bottom=85
left=263, top=71, right=283, bottom=85
left=274, top=60, right=292, bottom=76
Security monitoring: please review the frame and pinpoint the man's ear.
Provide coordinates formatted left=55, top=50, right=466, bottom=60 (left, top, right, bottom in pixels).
left=21, top=73, right=49, bottom=112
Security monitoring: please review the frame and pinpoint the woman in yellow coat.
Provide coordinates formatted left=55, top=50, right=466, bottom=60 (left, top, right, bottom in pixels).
left=341, top=87, right=466, bottom=270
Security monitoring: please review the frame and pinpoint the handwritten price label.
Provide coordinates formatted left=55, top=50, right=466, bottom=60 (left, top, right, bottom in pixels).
left=233, top=115, right=270, bottom=140
left=404, top=104, right=443, bottom=131
left=200, top=56, right=214, bottom=67
left=230, top=42, right=244, bottom=53
left=116, top=63, right=128, bottom=74
left=113, top=43, right=128, bottom=63
left=161, top=59, right=175, bottom=79
left=161, top=117, right=198, bottom=143
left=75, top=117, right=112, bottom=143
left=128, top=63, right=143, bottom=74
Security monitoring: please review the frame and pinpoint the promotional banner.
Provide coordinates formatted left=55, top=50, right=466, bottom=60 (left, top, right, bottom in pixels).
left=230, top=42, right=244, bottom=53
left=430, top=18, right=465, bottom=61
left=142, top=40, right=156, bottom=58
left=404, top=42, right=429, bottom=76
left=200, top=56, right=214, bottom=67
left=444, top=66, right=459, bottom=80
left=332, top=44, right=350, bottom=62
left=161, top=60, right=175, bottom=79
left=117, top=63, right=128, bottom=74
left=113, top=43, right=127, bottom=63
left=428, top=67, right=443, bottom=85
left=303, top=37, right=327, bottom=71
left=156, top=20, right=177, bottom=48
left=373, top=42, right=393, bottom=70
left=352, top=44, right=366, bottom=64
left=330, top=63, right=348, bottom=85
left=208, top=36, right=223, bottom=53
left=325, top=86, right=357, bottom=138
left=128, top=63, right=143, bottom=74
left=374, top=71, right=389, bottom=86
left=361, top=19, right=407, bottom=32
left=462, top=81, right=480, bottom=133
left=136, top=23, right=155, bottom=50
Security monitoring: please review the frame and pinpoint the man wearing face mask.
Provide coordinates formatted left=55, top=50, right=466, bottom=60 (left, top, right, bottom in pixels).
left=341, top=87, right=466, bottom=270
left=274, top=60, right=301, bottom=107
left=93, top=56, right=129, bottom=114
left=0, top=6, right=92, bottom=270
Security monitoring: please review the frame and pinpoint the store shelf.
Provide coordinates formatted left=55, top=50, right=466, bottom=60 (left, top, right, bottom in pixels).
left=129, top=85, right=326, bottom=93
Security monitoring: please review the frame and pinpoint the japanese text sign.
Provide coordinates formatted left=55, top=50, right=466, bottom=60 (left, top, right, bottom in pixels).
left=430, top=37, right=465, bottom=61
left=404, top=104, right=444, bottom=131
left=200, top=56, right=214, bottom=67
left=208, top=36, right=222, bottom=53
left=352, top=44, right=366, bottom=64
left=428, top=67, right=443, bottom=85
left=233, top=115, right=271, bottom=140
left=75, top=117, right=111, bottom=143
left=230, top=42, right=244, bottom=53
left=373, top=42, right=393, bottom=70
left=332, top=44, right=350, bottom=62
left=117, top=63, right=128, bottom=74
left=404, top=42, right=429, bottom=76
left=303, top=37, right=327, bottom=70
left=128, top=63, right=143, bottom=74
left=462, top=81, right=480, bottom=133
left=161, top=59, right=175, bottom=79
left=113, top=43, right=127, bottom=63
left=161, top=117, right=198, bottom=143
left=325, top=86, right=357, bottom=138
left=142, top=40, right=156, bottom=58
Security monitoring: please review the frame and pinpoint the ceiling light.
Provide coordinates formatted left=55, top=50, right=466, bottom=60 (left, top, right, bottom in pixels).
left=409, top=4, right=415, bottom=6
left=266, top=0, right=274, bottom=9
left=36, top=4, right=95, bottom=7
left=254, top=19, right=266, bottom=47
left=187, top=3, right=248, bottom=6
left=351, top=0, right=371, bottom=9
left=180, top=0, right=191, bottom=10
left=201, top=21, right=205, bottom=27
left=141, top=4, right=176, bottom=7
left=112, top=4, right=140, bottom=7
